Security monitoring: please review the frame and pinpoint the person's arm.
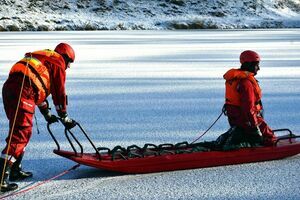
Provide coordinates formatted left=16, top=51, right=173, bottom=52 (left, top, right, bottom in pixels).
left=38, top=100, right=58, bottom=124
left=238, top=79, right=259, bottom=128
left=50, top=64, right=76, bottom=129
left=50, top=64, right=67, bottom=116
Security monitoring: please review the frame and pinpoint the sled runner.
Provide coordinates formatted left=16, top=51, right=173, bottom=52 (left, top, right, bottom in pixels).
left=48, top=122, right=300, bottom=174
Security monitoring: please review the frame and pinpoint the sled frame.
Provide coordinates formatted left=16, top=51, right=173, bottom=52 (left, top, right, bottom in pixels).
left=47, top=122, right=101, bottom=159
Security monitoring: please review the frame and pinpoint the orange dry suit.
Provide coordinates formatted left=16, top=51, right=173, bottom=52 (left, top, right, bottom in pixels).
left=223, top=68, right=276, bottom=145
left=2, top=49, right=68, bottom=160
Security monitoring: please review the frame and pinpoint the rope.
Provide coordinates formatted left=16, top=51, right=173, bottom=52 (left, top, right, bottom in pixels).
left=1, top=55, right=32, bottom=188
left=190, top=106, right=225, bottom=144
left=0, top=164, right=80, bottom=199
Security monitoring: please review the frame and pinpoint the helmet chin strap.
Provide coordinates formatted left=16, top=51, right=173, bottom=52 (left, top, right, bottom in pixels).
left=248, top=65, right=256, bottom=74
left=61, top=54, right=71, bottom=70
left=65, top=62, right=71, bottom=70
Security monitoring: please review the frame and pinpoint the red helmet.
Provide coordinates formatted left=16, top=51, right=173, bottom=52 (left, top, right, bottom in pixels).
left=55, top=43, right=75, bottom=62
left=240, top=50, right=260, bottom=64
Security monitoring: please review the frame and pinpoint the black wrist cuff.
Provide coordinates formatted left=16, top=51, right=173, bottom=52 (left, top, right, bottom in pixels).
left=58, top=111, right=68, bottom=118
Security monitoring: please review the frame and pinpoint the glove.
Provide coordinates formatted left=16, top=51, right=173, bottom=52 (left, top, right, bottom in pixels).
left=39, top=101, right=58, bottom=124
left=44, top=112, right=59, bottom=124
left=60, top=113, right=77, bottom=129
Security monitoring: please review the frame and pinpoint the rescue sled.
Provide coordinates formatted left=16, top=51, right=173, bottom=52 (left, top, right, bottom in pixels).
left=47, top=122, right=300, bottom=174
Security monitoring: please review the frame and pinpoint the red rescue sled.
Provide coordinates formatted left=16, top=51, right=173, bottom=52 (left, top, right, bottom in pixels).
left=48, top=123, right=300, bottom=174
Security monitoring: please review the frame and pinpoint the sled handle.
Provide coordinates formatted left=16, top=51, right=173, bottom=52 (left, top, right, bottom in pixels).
left=46, top=119, right=83, bottom=155
left=46, top=120, right=82, bottom=154
left=47, top=123, right=61, bottom=151
left=273, top=128, right=300, bottom=145
left=64, top=125, right=83, bottom=157
left=47, top=119, right=101, bottom=159
left=272, top=128, right=293, bottom=135
left=61, top=121, right=101, bottom=159
left=75, top=122, right=101, bottom=159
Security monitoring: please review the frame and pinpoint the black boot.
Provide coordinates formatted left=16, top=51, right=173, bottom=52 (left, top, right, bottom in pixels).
left=9, top=154, right=33, bottom=182
left=0, top=158, right=18, bottom=193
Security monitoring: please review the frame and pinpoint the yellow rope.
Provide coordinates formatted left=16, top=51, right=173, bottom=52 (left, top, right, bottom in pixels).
left=1, top=55, right=31, bottom=188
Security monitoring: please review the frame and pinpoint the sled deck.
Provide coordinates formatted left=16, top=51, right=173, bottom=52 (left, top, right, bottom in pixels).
left=48, top=123, right=300, bottom=174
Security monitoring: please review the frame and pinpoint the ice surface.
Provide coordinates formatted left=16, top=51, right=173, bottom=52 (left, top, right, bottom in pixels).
left=0, top=30, right=299, bottom=199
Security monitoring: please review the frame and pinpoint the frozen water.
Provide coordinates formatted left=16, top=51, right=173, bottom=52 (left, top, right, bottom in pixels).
left=0, top=29, right=299, bottom=199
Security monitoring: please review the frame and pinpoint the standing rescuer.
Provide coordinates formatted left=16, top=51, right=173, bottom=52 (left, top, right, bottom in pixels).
left=220, top=50, right=277, bottom=149
left=0, top=43, right=77, bottom=193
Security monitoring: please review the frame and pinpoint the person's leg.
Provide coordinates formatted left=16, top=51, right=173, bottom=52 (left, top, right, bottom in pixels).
left=2, top=111, right=34, bottom=161
left=2, top=79, right=35, bottom=163
left=6, top=111, right=34, bottom=181
left=9, top=151, right=33, bottom=181
left=259, top=120, right=277, bottom=146
left=0, top=158, right=18, bottom=193
left=1, top=79, right=35, bottom=192
left=3, top=99, right=35, bottom=181
left=1, top=80, right=20, bottom=192
left=221, top=127, right=249, bottom=150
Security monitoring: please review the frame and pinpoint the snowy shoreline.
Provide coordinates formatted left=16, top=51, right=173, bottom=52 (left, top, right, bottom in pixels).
left=1, top=0, right=300, bottom=31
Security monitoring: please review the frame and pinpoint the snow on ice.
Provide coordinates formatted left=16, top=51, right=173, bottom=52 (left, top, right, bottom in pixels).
left=0, top=29, right=299, bottom=199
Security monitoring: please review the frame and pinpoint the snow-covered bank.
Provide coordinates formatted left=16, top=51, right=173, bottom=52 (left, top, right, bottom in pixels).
left=0, top=0, right=300, bottom=31
left=0, top=30, right=300, bottom=199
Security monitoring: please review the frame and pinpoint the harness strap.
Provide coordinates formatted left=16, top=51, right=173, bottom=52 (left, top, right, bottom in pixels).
left=18, top=60, right=49, bottom=96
